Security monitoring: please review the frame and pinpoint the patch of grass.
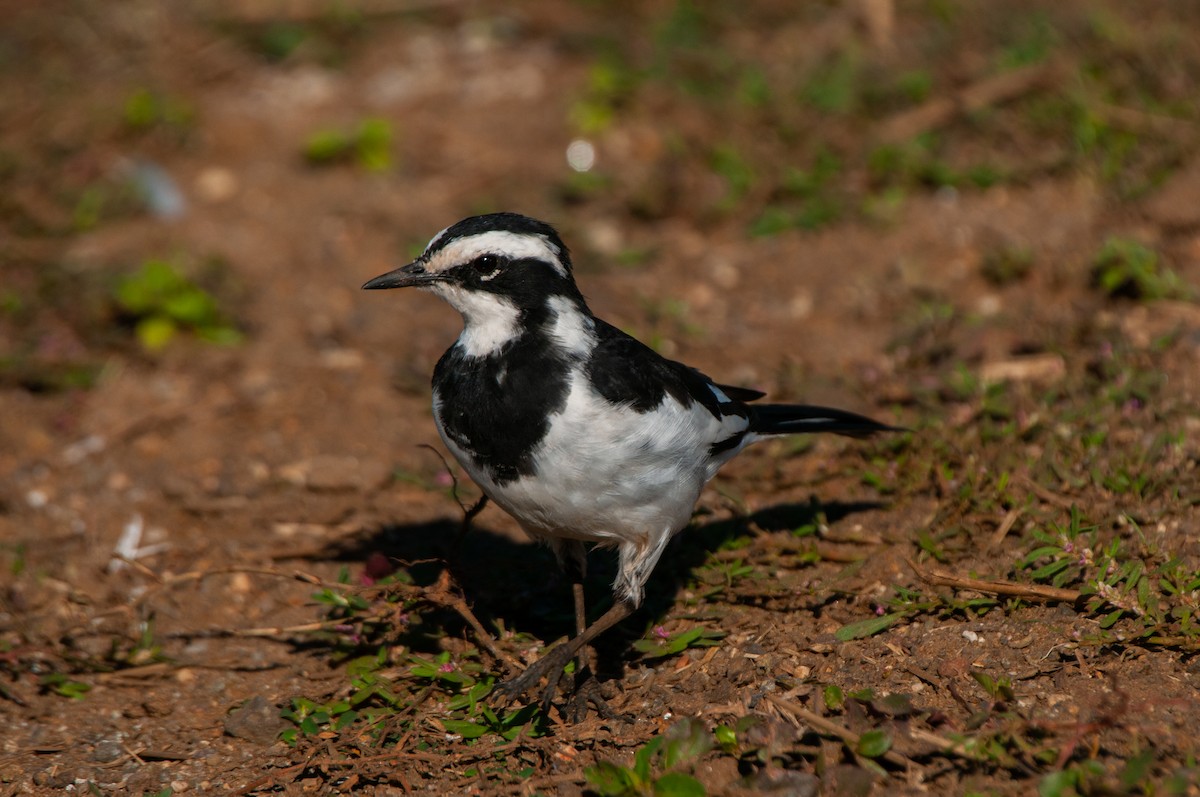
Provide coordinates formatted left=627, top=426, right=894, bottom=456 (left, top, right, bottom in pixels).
left=281, top=643, right=549, bottom=748
left=708, top=143, right=755, bottom=210
left=220, top=10, right=368, bottom=66
left=750, top=149, right=845, bottom=236
left=982, top=244, right=1034, bottom=286
left=304, top=117, right=394, bottom=172
left=835, top=585, right=998, bottom=641
left=1018, top=507, right=1200, bottom=647
left=868, top=135, right=1006, bottom=192
left=802, top=49, right=862, bottom=114
left=996, top=13, right=1059, bottom=69
left=38, top=672, right=91, bottom=700
left=113, top=258, right=242, bottom=351
left=256, top=21, right=310, bottom=61
left=1090, top=237, right=1194, bottom=301
left=586, top=717, right=712, bottom=797
left=123, top=88, right=195, bottom=132
left=569, top=55, right=644, bottom=134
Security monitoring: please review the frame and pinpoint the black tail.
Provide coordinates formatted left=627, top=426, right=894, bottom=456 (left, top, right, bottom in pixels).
left=749, top=404, right=901, bottom=438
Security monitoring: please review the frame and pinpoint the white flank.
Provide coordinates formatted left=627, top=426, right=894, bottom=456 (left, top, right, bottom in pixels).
left=546, top=296, right=596, bottom=356
left=464, top=369, right=752, bottom=606
left=427, top=231, right=566, bottom=276
left=437, top=284, right=522, bottom=357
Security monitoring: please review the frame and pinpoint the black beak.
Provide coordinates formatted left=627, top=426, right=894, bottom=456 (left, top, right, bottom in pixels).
left=361, top=261, right=438, bottom=290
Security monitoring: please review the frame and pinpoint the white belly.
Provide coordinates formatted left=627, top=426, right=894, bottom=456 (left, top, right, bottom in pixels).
left=439, top=370, right=749, bottom=547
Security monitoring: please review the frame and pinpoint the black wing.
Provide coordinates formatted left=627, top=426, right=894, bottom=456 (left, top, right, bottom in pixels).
left=584, top=320, right=748, bottom=421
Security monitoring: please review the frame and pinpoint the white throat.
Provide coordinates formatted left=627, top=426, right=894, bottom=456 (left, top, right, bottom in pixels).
left=546, top=295, right=596, bottom=356
left=437, top=284, right=522, bottom=358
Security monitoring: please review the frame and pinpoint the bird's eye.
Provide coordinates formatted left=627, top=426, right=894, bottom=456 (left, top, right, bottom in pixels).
left=471, top=254, right=505, bottom=281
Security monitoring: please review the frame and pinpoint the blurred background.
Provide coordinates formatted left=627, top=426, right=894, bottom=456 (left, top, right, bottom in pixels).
left=2, top=1, right=1199, bottom=793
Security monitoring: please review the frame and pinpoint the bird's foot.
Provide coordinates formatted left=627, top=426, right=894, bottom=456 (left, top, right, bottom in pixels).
left=495, top=644, right=631, bottom=723
left=494, top=641, right=577, bottom=712
left=565, top=668, right=632, bottom=724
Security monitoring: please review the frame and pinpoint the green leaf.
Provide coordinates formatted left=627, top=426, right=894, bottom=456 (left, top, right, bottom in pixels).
left=871, top=693, right=915, bottom=717
left=162, top=289, right=217, bottom=325
left=824, top=684, right=845, bottom=710
left=584, top=761, right=640, bottom=796
left=835, top=613, right=901, bottom=641
left=661, top=718, right=712, bottom=768
left=441, top=719, right=489, bottom=739
left=653, top=771, right=707, bottom=797
left=136, top=316, right=177, bottom=351
left=1029, top=559, right=1072, bottom=581
left=633, top=736, right=664, bottom=781
left=1119, top=748, right=1155, bottom=788
left=1037, top=768, right=1075, bottom=797
left=855, top=728, right=892, bottom=758
left=633, top=627, right=726, bottom=659
left=39, top=673, right=91, bottom=700
left=305, top=129, right=352, bottom=163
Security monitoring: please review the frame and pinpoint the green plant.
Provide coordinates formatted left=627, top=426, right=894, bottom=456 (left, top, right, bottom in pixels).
left=586, top=717, right=712, bottom=796
left=802, top=49, right=861, bottom=114
left=982, top=245, right=1034, bottom=286
left=38, top=673, right=91, bottom=700
left=113, top=259, right=242, bottom=350
left=1019, top=507, right=1200, bottom=646
left=1090, top=237, right=1194, bottom=301
left=632, top=625, right=726, bottom=659
left=304, top=117, right=394, bottom=171
left=570, top=57, right=643, bottom=134
left=836, top=583, right=1000, bottom=641
left=709, top=144, right=755, bottom=209
left=123, top=88, right=194, bottom=131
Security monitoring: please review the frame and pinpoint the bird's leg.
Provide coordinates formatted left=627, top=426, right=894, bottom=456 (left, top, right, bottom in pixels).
left=566, top=579, right=592, bottom=723
left=560, top=543, right=592, bottom=696
left=572, top=580, right=589, bottom=670
left=496, top=600, right=633, bottom=714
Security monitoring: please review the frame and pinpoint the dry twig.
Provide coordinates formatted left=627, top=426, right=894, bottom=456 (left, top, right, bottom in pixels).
left=877, top=61, right=1063, bottom=144
left=908, top=557, right=1080, bottom=603
left=766, top=694, right=915, bottom=769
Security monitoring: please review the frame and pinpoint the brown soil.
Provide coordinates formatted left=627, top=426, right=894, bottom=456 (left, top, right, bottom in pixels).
left=2, top=1, right=1199, bottom=795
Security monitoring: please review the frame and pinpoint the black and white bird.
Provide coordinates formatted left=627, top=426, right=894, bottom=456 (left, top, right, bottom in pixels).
left=363, top=212, right=896, bottom=710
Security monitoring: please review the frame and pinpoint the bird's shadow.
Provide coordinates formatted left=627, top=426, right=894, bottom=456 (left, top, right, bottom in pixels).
left=307, top=497, right=884, bottom=677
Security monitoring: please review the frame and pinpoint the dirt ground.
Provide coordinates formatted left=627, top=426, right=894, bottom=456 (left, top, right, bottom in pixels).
left=2, top=1, right=1199, bottom=795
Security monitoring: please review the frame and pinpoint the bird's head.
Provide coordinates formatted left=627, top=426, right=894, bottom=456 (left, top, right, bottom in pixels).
left=363, top=212, right=583, bottom=308
left=363, top=213, right=593, bottom=357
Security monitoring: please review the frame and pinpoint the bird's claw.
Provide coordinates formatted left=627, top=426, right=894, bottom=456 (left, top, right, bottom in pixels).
left=495, top=643, right=631, bottom=723
left=494, top=642, right=576, bottom=710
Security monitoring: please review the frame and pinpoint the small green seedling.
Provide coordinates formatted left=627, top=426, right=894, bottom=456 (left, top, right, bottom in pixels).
left=114, top=259, right=241, bottom=350
left=632, top=625, right=726, bottom=659
left=304, top=118, right=394, bottom=171
left=586, top=717, right=712, bottom=797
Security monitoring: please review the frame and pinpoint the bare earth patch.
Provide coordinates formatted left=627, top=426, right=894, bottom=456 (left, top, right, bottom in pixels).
left=1, top=1, right=1198, bottom=795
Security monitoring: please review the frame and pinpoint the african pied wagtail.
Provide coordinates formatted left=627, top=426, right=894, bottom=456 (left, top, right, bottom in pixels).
left=363, top=212, right=896, bottom=712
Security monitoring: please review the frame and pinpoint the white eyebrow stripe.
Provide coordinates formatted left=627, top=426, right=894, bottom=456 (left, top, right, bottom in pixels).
left=425, top=231, right=566, bottom=277
left=425, top=224, right=453, bottom=252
